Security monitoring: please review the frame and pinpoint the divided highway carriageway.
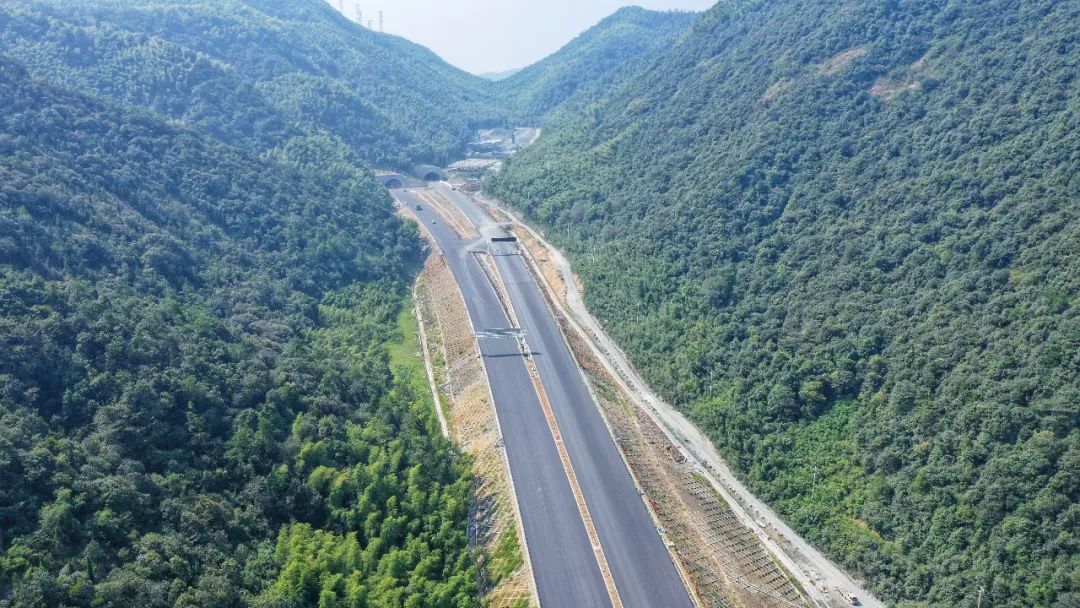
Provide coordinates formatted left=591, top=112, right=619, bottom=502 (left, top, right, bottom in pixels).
left=391, top=185, right=693, bottom=608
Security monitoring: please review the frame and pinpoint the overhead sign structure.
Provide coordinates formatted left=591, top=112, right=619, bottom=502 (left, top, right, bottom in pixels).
left=475, top=328, right=527, bottom=340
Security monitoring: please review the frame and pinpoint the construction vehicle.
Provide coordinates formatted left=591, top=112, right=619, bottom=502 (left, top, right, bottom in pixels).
left=837, top=589, right=860, bottom=605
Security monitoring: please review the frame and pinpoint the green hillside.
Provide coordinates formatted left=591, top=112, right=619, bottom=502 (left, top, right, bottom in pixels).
left=497, top=7, right=697, bottom=124
left=0, top=59, right=476, bottom=608
left=489, top=0, right=1079, bottom=605
left=0, top=3, right=706, bottom=606
left=0, top=0, right=502, bottom=168
left=1, top=0, right=1076, bottom=606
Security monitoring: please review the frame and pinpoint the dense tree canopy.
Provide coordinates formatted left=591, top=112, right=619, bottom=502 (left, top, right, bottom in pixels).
left=0, top=3, right=702, bottom=605
left=495, top=7, right=697, bottom=125
left=3, top=0, right=1076, bottom=605
left=0, top=59, right=475, bottom=608
left=489, top=0, right=1079, bottom=605
left=0, top=0, right=505, bottom=168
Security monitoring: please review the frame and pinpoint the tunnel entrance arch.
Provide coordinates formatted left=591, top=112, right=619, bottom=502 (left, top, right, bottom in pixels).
left=411, top=164, right=446, bottom=183
left=375, top=172, right=408, bottom=189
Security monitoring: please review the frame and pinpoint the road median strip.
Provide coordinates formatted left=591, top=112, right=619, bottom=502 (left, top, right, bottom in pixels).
left=474, top=243, right=625, bottom=608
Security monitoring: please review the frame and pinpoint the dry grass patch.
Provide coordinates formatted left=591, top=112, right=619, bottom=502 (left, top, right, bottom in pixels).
left=871, top=50, right=936, bottom=100
left=761, top=78, right=792, bottom=102
left=819, top=46, right=868, bottom=75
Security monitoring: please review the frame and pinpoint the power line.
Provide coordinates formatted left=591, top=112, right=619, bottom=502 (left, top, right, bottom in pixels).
left=341, top=3, right=384, bottom=31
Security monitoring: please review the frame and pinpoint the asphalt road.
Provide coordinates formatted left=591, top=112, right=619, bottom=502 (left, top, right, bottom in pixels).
left=434, top=185, right=694, bottom=608
left=391, top=189, right=612, bottom=608
left=477, top=193, right=884, bottom=608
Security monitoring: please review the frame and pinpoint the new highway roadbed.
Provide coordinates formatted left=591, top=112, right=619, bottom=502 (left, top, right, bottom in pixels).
left=392, top=186, right=693, bottom=608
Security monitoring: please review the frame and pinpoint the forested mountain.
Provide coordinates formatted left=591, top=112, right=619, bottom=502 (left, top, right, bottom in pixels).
left=0, top=3, right=711, bottom=606
left=2, top=0, right=1077, bottom=606
left=0, top=0, right=503, bottom=168
left=489, top=0, right=1079, bottom=606
left=0, top=0, right=703, bottom=166
left=479, top=69, right=522, bottom=82
left=498, top=7, right=697, bottom=124
left=0, top=58, right=476, bottom=607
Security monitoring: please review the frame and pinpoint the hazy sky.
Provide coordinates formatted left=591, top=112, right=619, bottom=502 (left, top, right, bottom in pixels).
left=328, top=1, right=717, bottom=74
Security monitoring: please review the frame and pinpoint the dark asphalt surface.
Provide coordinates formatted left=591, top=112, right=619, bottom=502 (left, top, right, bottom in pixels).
left=392, top=189, right=612, bottom=608
left=437, top=185, right=694, bottom=608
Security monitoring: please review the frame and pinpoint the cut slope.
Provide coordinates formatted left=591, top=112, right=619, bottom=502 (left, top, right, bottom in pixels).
left=489, top=0, right=1080, bottom=606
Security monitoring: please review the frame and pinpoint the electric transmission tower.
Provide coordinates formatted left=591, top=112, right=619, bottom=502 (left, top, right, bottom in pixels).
left=378, top=10, right=383, bottom=32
